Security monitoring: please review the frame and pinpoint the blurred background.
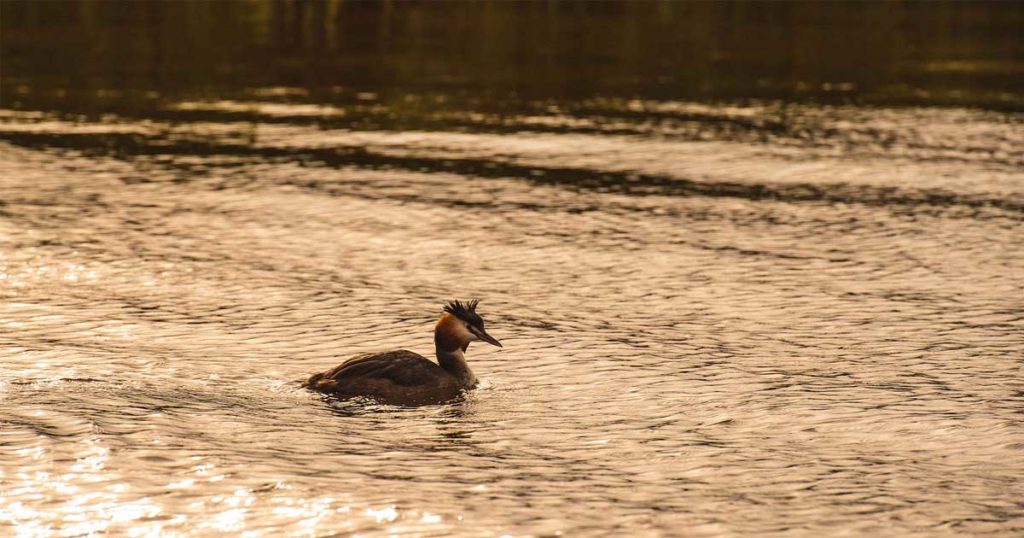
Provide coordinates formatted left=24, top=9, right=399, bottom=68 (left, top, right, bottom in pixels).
left=3, top=0, right=1023, bottom=112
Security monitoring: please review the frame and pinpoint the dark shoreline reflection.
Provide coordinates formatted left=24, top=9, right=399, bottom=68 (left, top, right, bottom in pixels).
left=3, top=0, right=1023, bottom=112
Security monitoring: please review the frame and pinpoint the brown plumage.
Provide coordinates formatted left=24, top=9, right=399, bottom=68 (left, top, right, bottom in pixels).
left=304, top=300, right=502, bottom=406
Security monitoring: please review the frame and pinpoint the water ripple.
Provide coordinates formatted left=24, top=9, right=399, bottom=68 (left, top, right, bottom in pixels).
left=1, top=100, right=1022, bottom=536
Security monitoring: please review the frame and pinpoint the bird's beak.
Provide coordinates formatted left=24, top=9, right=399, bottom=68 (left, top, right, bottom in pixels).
left=471, top=326, right=502, bottom=348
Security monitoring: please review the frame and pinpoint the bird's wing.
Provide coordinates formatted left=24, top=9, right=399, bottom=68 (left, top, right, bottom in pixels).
left=319, top=350, right=444, bottom=386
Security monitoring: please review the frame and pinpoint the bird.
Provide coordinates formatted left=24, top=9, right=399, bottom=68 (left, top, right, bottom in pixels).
left=303, top=300, right=502, bottom=406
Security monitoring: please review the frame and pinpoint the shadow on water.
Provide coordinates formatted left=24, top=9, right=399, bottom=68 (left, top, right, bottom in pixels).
left=1, top=128, right=1021, bottom=216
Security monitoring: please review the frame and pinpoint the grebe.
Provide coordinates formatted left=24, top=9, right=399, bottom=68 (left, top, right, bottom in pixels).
left=303, top=300, right=501, bottom=405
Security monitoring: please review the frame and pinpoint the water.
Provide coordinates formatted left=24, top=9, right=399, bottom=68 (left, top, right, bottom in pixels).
left=2, top=3, right=1023, bottom=537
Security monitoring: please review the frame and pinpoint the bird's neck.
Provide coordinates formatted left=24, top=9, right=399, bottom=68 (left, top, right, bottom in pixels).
left=436, top=347, right=477, bottom=388
left=434, top=316, right=476, bottom=388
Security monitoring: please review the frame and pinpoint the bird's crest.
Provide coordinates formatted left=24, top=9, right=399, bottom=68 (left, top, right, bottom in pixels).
left=444, top=299, right=483, bottom=326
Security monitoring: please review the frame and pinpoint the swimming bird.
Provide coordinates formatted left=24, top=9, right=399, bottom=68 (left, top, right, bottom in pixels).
left=303, top=300, right=502, bottom=405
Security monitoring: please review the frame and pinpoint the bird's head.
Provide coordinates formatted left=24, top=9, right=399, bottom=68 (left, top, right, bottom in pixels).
left=435, top=299, right=502, bottom=352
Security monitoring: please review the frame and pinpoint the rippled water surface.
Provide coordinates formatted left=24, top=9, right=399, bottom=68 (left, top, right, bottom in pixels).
left=3, top=95, right=1022, bottom=536
left=3, top=3, right=1024, bottom=537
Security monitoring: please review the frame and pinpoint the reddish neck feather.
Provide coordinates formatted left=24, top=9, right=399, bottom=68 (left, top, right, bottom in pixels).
left=434, top=313, right=467, bottom=353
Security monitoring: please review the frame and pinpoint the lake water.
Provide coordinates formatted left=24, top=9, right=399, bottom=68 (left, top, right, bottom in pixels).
left=2, top=2, right=1023, bottom=537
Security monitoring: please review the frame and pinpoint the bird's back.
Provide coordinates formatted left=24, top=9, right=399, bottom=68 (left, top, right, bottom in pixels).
left=304, top=350, right=462, bottom=405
